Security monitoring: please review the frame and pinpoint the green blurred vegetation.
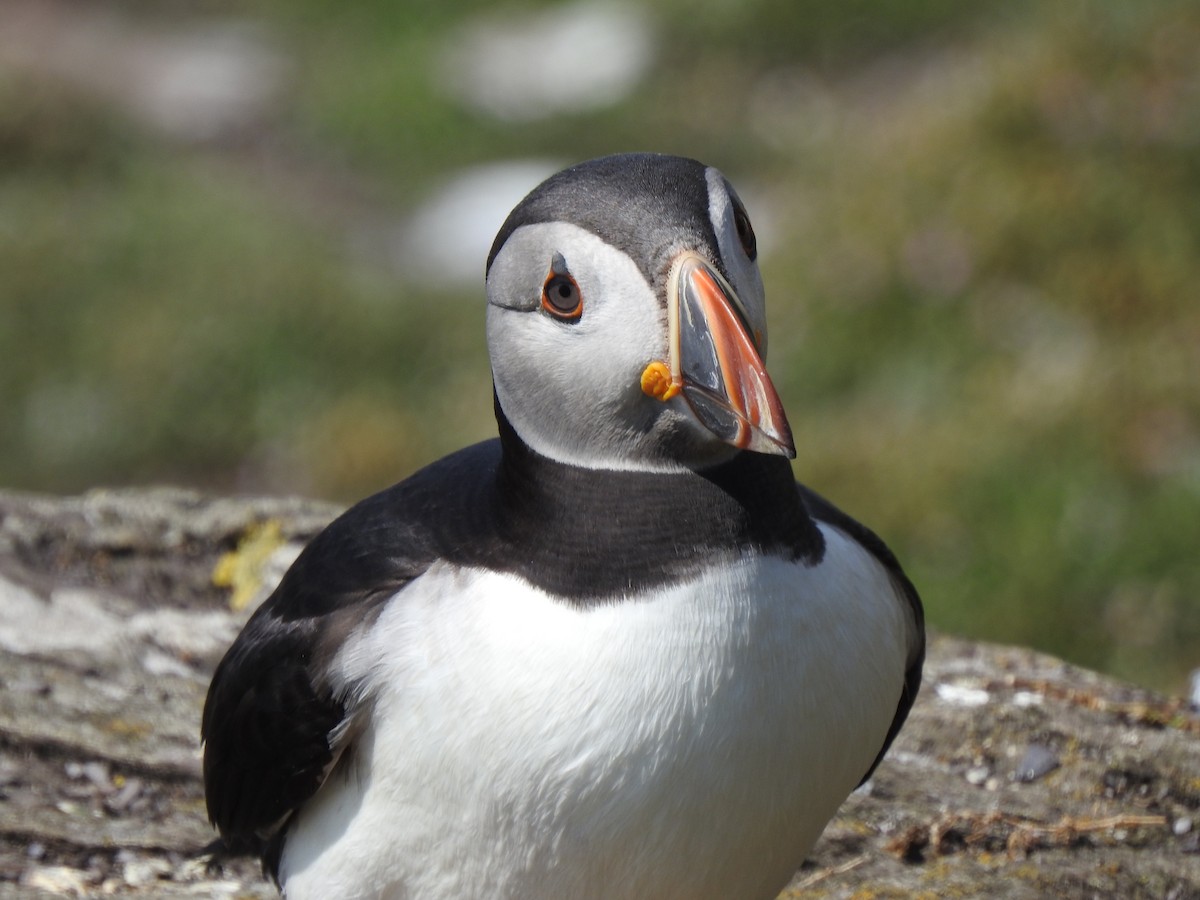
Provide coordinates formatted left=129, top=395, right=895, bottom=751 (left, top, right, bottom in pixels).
left=2, top=0, right=1197, bottom=693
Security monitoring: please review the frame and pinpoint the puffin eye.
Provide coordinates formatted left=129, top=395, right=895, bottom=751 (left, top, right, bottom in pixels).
left=733, top=202, right=757, bottom=262
left=541, top=270, right=583, bottom=320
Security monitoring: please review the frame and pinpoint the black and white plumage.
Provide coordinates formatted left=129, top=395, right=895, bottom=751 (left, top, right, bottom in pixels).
left=202, top=153, right=924, bottom=899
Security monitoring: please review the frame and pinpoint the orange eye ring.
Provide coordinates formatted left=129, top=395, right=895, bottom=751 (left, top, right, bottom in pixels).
left=541, top=271, right=583, bottom=320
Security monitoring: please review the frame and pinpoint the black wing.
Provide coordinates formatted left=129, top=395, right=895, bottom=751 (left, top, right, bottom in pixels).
left=796, top=483, right=926, bottom=785
left=201, top=439, right=505, bottom=871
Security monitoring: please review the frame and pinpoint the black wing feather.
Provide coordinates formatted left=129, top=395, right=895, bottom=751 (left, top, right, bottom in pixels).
left=202, top=637, right=344, bottom=837
left=796, top=483, right=926, bottom=785
left=201, top=440, right=505, bottom=866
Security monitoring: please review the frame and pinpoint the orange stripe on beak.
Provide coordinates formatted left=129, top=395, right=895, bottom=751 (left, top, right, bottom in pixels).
left=666, top=253, right=795, bottom=458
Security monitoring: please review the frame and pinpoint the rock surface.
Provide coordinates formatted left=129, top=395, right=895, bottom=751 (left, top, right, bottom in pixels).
left=0, top=488, right=1196, bottom=898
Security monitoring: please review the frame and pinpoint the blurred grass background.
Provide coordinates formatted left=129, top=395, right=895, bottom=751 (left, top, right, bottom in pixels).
left=1, top=0, right=1197, bottom=694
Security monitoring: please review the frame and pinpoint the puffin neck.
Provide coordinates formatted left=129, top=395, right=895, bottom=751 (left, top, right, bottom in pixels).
left=488, top=402, right=823, bottom=600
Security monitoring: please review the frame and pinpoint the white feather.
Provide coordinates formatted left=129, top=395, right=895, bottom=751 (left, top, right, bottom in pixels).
left=278, top=523, right=911, bottom=900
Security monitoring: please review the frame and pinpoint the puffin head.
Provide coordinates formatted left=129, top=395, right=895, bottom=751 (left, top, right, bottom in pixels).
left=485, top=153, right=794, bottom=473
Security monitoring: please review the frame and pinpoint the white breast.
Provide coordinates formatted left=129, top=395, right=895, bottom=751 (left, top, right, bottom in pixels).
left=278, top=524, right=912, bottom=900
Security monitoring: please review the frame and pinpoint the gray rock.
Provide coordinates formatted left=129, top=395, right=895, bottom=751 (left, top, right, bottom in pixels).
left=1013, top=742, right=1060, bottom=783
left=0, top=487, right=1196, bottom=898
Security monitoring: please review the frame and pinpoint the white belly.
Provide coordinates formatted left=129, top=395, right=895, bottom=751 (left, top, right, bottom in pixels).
left=279, top=524, right=911, bottom=900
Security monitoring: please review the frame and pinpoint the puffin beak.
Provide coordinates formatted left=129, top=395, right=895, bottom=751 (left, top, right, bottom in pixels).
left=643, top=252, right=795, bottom=458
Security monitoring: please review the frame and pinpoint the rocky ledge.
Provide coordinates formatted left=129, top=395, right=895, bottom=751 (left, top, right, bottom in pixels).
left=0, top=488, right=1196, bottom=898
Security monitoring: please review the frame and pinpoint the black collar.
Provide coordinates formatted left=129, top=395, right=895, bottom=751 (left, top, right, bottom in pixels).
left=476, top=407, right=824, bottom=600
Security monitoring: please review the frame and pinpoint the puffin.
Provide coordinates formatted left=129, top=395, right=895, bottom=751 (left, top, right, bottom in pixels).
left=202, top=152, right=925, bottom=900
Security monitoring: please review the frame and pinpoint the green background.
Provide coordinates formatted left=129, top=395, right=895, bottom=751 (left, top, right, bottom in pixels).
left=2, top=0, right=1197, bottom=693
